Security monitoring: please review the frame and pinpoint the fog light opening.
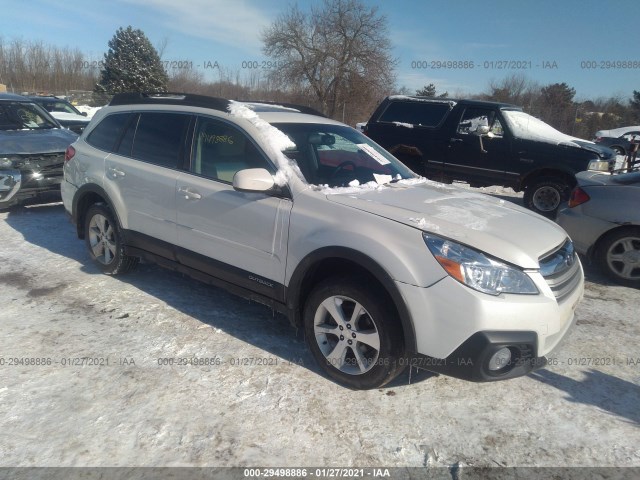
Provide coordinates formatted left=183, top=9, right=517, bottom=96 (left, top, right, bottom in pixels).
left=488, top=347, right=513, bottom=373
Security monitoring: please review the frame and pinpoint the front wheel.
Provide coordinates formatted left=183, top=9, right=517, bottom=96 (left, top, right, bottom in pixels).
left=84, top=204, right=138, bottom=275
left=523, top=177, right=570, bottom=218
left=595, top=228, right=640, bottom=287
left=303, top=277, right=405, bottom=389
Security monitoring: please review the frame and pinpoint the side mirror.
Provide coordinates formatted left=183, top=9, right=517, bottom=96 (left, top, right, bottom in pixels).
left=81, top=112, right=88, bottom=117
left=475, top=125, right=490, bottom=135
left=233, top=168, right=276, bottom=193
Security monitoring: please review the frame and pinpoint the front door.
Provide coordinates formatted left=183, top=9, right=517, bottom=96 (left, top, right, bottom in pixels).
left=174, top=116, right=292, bottom=300
left=445, top=107, right=512, bottom=185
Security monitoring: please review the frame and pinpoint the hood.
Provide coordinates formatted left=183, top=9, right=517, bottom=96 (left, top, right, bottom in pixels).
left=0, top=128, right=78, bottom=155
left=325, top=181, right=568, bottom=269
left=571, top=140, right=615, bottom=159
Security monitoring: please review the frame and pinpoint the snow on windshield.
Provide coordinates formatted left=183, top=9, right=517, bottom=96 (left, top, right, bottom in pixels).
left=227, top=101, right=304, bottom=186
left=502, top=110, right=590, bottom=146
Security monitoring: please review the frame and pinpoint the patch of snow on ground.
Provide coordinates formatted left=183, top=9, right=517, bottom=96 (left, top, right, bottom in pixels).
left=74, top=105, right=102, bottom=118
left=1, top=192, right=639, bottom=469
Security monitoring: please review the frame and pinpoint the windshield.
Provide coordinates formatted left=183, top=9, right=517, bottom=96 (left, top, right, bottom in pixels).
left=274, top=123, right=416, bottom=187
left=0, top=102, right=58, bottom=131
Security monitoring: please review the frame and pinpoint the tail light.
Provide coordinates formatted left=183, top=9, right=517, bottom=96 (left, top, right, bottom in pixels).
left=65, top=145, right=76, bottom=162
left=568, top=187, right=590, bottom=208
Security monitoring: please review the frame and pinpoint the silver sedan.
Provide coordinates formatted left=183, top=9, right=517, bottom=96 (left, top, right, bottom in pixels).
left=556, top=170, right=640, bottom=287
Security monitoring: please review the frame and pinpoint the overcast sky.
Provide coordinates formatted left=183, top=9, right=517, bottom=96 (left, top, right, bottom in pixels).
left=1, top=0, right=638, bottom=99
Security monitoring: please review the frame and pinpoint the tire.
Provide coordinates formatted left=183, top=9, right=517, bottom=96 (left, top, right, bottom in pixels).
left=595, top=228, right=640, bottom=287
left=303, top=277, right=405, bottom=389
left=84, top=204, right=138, bottom=275
left=523, top=177, right=571, bottom=218
left=610, top=146, right=625, bottom=156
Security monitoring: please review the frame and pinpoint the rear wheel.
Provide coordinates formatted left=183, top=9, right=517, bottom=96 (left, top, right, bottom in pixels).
left=595, top=228, right=640, bottom=287
left=84, top=204, right=138, bottom=274
left=523, top=177, right=570, bottom=218
left=610, top=145, right=625, bottom=156
left=303, top=277, right=405, bottom=389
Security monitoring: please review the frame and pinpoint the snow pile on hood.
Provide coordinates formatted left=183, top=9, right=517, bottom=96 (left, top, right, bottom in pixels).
left=316, top=176, right=437, bottom=195
left=503, top=110, right=592, bottom=146
left=227, top=101, right=303, bottom=186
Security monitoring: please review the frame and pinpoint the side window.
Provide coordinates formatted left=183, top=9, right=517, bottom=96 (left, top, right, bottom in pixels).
left=131, top=112, right=191, bottom=168
left=86, top=113, right=134, bottom=152
left=379, top=101, right=449, bottom=127
left=457, top=108, right=502, bottom=137
left=192, top=117, right=271, bottom=183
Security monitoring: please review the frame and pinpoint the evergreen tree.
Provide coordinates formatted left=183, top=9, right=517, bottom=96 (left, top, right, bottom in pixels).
left=96, top=26, right=168, bottom=94
left=416, top=83, right=448, bottom=97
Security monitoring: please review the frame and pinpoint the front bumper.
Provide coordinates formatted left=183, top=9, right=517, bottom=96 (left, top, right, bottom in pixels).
left=410, top=331, right=547, bottom=381
left=397, top=266, right=583, bottom=381
left=0, top=169, right=22, bottom=206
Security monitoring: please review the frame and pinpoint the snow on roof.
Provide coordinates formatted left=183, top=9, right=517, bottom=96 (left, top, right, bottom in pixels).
left=241, top=102, right=301, bottom=113
left=388, top=95, right=456, bottom=108
left=227, top=100, right=303, bottom=186
left=392, top=121, right=413, bottom=129
left=502, top=110, right=591, bottom=146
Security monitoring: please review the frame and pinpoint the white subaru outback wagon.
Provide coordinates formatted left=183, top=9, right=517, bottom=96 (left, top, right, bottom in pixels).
left=62, top=93, right=583, bottom=389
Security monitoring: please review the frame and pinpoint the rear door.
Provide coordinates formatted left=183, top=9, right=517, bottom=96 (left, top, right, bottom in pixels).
left=174, top=115, right=292, bottom=299
left=104, top=111, right=192, bottom=246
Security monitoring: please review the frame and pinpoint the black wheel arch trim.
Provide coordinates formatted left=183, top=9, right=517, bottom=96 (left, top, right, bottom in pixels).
left=286, top=246, right=417, bottom=354
left=72, top=183, right=123, bottom=239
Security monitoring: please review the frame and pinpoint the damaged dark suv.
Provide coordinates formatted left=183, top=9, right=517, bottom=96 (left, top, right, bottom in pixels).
left=0, top=93, right=78, bottom=209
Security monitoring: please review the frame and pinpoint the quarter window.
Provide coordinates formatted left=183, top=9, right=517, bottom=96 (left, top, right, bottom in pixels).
left=379, top=101, right=449, bottom=127
left=86, top=113, right=134, bottom=151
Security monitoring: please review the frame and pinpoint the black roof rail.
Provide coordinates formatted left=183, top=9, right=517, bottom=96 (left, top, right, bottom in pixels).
left=109, top=92, right=231, bottom=112
left=107, top=93, right=327, bottom=118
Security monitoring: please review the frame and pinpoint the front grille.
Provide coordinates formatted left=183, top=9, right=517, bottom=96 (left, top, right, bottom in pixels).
left=540, top=239, right=582, bottom=303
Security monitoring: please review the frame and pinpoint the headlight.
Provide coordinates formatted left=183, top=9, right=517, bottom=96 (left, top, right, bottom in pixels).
left=588, top=159, right=610, bottom=172
left=423, top=233, right=538, bottom=296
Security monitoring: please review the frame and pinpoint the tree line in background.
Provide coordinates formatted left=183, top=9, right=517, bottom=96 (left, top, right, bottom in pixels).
left=1, top=0, right=639, bottom=137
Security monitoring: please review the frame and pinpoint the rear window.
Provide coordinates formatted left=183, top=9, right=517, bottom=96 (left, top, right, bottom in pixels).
left=86, top=113, right=134, bottom=151
left=130, top=112, right=191, bottom=168
left=378, top=101, right=449, bottom=127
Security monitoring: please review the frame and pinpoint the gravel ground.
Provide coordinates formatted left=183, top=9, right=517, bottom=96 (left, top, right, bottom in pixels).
left=1, top=198, right=639, bottom=473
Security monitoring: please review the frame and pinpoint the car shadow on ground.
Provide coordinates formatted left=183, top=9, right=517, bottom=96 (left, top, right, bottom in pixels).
left=529, top=368, right=640, bottom=426
left=4, top=203, right=435, bottom=389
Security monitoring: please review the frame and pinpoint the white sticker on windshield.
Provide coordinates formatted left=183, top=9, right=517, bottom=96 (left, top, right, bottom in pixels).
left=373, top=174, right=392, bottom=185
left=357, top=143, right=390, bottom=165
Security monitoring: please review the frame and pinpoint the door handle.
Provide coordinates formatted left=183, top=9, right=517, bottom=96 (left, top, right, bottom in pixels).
left=178, top=187, right=202, bottom=200
left=107, top=167, right=125, bottom=178
left=449, top=138, right=463, bottom=143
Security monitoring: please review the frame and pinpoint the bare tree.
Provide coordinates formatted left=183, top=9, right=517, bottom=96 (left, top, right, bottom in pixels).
left=262, top=0, right=396, bottom=122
